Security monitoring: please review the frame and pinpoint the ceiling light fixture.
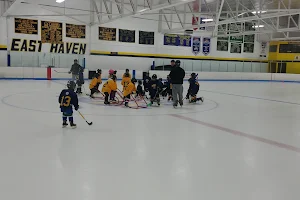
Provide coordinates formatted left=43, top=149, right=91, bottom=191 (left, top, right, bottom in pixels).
left=252, top=25, right=264, bottom=28
left=56, top=0, right=65, bottom=3
left=202, top=18, right=214, bottom=22
left=251, top=10, right=267, bottom=14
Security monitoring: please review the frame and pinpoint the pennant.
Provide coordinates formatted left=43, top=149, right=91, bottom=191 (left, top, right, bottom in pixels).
left=192, top=37, right=201, bottom=55
left=192, top=16, right=199, bottom=31
left=202, top=37, right=211, bottom=56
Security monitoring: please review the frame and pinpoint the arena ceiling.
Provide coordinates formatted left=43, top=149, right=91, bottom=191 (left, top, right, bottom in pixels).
left=1, top=0, right=300, bottom=40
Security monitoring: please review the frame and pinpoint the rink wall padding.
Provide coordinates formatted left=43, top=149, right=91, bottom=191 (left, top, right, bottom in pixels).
left=1, top=67, right=300, bottom=82
left=0, top=67, right=143, bottom=80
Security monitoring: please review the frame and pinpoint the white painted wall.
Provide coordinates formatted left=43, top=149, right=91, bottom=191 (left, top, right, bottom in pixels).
left=0, top=3, right=267, bottom=72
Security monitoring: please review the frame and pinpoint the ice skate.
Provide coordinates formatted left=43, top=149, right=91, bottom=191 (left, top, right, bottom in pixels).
left=70, top=123, right=77, bottom=129
left=62, top=121, right=68, bottom=128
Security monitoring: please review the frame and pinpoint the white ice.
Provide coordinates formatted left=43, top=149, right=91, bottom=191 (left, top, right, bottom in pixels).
left=0, top=80, right=300, bottom=200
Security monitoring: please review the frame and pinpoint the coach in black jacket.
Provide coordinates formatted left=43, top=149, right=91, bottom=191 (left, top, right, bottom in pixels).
left=169, top=60, right=185, bottom=107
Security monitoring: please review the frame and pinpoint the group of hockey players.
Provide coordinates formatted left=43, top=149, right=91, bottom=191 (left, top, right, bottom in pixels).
left=58, top=59, right=203, bottom=128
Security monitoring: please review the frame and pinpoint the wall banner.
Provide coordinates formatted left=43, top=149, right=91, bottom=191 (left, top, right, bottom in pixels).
left=202, top=37, right=210, bottom=56
left=192, top=37, right=201, bottom=55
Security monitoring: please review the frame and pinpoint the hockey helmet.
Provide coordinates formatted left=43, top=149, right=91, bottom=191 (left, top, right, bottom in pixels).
left=175, top=60, right=181, bottom=66
left=109, top=69, right=114, bottom=75
left=138, top=80, right=142, bottom=85
left=126, top=69, right=129, bottom=72
left=191, top=73, right=196, bottom=78
left=97, top=69, right=102, bottom=74
left=67, top=80, right=76, bottom=90
left=152, top=74, right=157, bottom=79
left=131, top=78, right=137, bottom=83
left=124, top=72, right=130, bottom=77
left=94, top=73, right=100, bottom=78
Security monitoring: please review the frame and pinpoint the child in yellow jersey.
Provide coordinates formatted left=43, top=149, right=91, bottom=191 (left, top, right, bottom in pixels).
left=122, top=69, right=131, bottom=79
left=89, top=73, right=100, bottom=98
left=121, top=72, right=131, bottom=91
left=96, top=69, right=102, bottom=86
left=123, top=78, right=137, bottom=107
left=102, top=74, right=117, bottom=105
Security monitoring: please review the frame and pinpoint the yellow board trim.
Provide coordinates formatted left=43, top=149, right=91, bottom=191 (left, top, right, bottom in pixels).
left=90, top=50, right=267, bottom=62
left=0, top=44, right=7, bottom=49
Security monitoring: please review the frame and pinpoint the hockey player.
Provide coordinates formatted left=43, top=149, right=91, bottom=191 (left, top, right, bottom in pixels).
left=89, top=73, right=101, bottom=98
left=143, top=72, right=151, bottom=93
left=102, top=74, right=117, bottom=105
left=58, top=81, right=79, bottom=128
left=76, top=66, right=84, bottom=94
left=123, top=78, right=137, bottom=107
left=121, top=72, right=131, bottom=91
left=136, top=80, right=145, bottom=98
left=95, top=69, right=102, bottom=91
left=188, top=73, right=203, bottom=103
left=123, top=69, right=131, bottom=79
left=149, top=74, right=162, bottom=106
left=164, top=75, right=173, bottom=101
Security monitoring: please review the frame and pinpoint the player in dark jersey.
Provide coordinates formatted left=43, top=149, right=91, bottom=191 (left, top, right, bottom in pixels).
left=58, top=81, right=79, bottom=128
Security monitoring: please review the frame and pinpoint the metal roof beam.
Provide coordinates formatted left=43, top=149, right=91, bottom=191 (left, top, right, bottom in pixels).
left=163, top=10, right=300, bottom=33
left=98, top=0, right=195, bottom=24
left=2, top=0, right=21, bottom=16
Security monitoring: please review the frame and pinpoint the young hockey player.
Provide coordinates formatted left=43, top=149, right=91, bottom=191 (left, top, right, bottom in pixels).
left=102, top=74, right=117, bottom=105
left=123, top=69, right=131, bottom=79
left=188, top=73, right=203, bottom=103
left=143, top=72, right=151, bottom=93
left=123, top=78, right=137, bottom=107
left=149, top=74, right=162, bottom=106
left=96, top=69, right=102, bottom=90
left=89, top=73, right=101, bottom=98
left=121, top=72, right=131, bottom=91
left=58, top=81, right=79, bottom=128
left=76, top=66, right=84, bottom=94
left=165, top=75, right=173, bottom=101
left=136, top=80, right=145, bottom=98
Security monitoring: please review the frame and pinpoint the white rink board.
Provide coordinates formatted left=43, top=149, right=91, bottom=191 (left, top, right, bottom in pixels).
left=149, top=70, right=300, bottom=82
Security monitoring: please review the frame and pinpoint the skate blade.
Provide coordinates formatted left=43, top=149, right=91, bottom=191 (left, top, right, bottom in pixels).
left=62, top=125, right=68, bottom=128
left=71, top=126, right=77, bottom=129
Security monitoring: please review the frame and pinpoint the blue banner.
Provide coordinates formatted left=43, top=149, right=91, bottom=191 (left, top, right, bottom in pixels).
left=192, top=37, right=201, bottom=55
left=202, top=37, right=211, bottom=56
left=164, top=34, right=191, bottom=47
left=199, top=18, right=206, bottom=30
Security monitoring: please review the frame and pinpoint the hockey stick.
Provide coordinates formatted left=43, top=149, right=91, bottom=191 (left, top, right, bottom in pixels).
left=54, top=69, right=69, bottom=74
left=77, top=111, right=93, bottom=125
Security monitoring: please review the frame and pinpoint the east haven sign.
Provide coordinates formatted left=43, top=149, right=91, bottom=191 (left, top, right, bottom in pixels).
left=10, top=39, right=87, bottom=54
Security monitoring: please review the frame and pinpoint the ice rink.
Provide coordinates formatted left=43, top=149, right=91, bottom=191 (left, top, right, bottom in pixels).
left=1, top=79, right=300, bottom=200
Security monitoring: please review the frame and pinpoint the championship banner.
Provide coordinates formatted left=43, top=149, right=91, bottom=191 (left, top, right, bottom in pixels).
left=192, top=16, right=199, bottom=31
left=202, top=37, right=210, bottom=55
left=192, top=37, right=201, bottom=55
left=164, top=34, right=178, bottom=46
left=164, top=34, right=191, bottom=47
left=260, top=42, right=267, bottom=57
left=199, top=18, right=205, bottom=30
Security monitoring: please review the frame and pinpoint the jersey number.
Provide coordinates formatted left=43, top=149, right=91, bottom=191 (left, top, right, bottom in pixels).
left=123, top=82, right=129, bottom=90
left=60, top=96, right=71, bottom=107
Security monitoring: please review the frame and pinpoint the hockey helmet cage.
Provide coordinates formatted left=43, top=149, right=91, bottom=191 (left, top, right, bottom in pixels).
left=67, top=80, right=76, bottom=90
left=111, top=74, right=117, bottom=80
